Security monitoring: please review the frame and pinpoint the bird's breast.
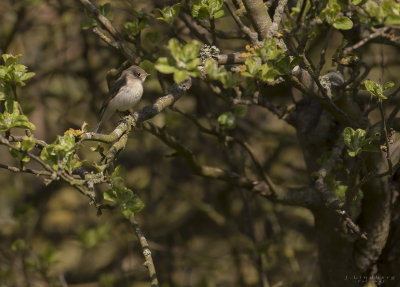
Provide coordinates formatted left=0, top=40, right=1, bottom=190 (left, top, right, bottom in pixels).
left=109, top=81, right=143, bottom=111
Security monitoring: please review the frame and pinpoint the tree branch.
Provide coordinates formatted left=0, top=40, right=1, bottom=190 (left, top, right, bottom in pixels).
left=0, top=163, right=52, bottom=177
left=242, top=0, right=272, bottom=40
left=343, top=27, right=390, bottom=54
left=268, top=0, right=287, bottom=37
left=78, top=0, right=134, bottom=61
left=314, top=137, right=367, bottom=239
left=224, top=0, right=259, bottom=45
left=130, top=215, right=159, bottom=287
left=143, top=121, right=322, bottom=209
left=354, top=165, right=392, bottom=272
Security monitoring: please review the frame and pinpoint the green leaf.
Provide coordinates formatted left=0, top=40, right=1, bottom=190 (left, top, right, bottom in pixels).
left=244, top=58, right=260, bottom=76
left=386, top=14, right=400, bottom=24
left=11, top=239, right=28, bottom=252
left=221, top=72, right=238, bottom=88
left=344, top=127, right=364, bottom=156
left=168, top=38, right=181, bottom=60
left=365, top=80, right=379, bottom=95
left=2, top=54, right=21, bottom=66
left=248, top=38, right=285, bottom=66
left=21, top=135, right=36, bottom=151
left=124, top=18, right=149, bottom=36
left=352, top=0, right=363, bottom=4
left=343, top=127, right=378, bottom=157
left=333, top=16, right=353, bottom=30
left=191, top=0, right=207, bottom=19
left=218, top=112, right=236, bottom=130
left=365, top=80, right=388, bottom=100
left=259, top=64, right=277, bottom=82
left=383, top=81, right=395, bottom=91
left=181, top=41, right=200, bottom=62
left=0, top=87, right=5, bottom=100
left=173, top=69, right=189, bottom=83
left=121, top=193, right=145, bottom=218
left=9, top=142, right=21, bottom=159
left=104, top=190, right=117, bottom=202
left=0, top=54, right=35, bottom=87
left=186, top=58, right=201, bottom=70
left=20, top=72, right=35, bottom=81
left=9, top=137, right=34, bottom=163
left=233, top=106, right=247, bottom=116
left=157, top=39, right=200, bottom=81
left=191, top=0, right=223, bottom=19
left=0, top=101, right=36, bottom=131
left=155, top=57, right=176, bottom=74
left=106, top=166, right=145, bottom=218
left=205, top=59, right=235, bottom=87
left=213, top=9, right=225, bottom=19
left=40, top=132, right=79, bottom=171
left=187, top=69, right=201, bottom=77
left=0, top=67, right=6, bottom=79
left=157, top=3, right=181, bottom=25
left=326, top=173, right=348, bottom=200
left=275, top=56, right=291, bottom=75
left=205, top=59, right=225, bottom=79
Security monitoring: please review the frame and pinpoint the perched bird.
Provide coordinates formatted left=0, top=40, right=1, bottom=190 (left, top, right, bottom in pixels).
left=96, top=65, right=150, bottom=133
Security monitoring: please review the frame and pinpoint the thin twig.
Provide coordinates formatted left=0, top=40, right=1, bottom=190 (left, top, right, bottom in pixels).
left=179, top=13, right=210, bottom=45
left=0, top=163, right=52, bottom=177
left=224, top=0, right=259, bottom=45
left=78, top=0, right=133, bottom=61
left=79, top=0, right=122, bottom=41
left=210, top=17, right=217, bottom=45
left=343, top=27, right=390, bottom=54
left=8, top=135, right=48, bottom=148
left=131, top=216, right=159, bottom=287
left=92, top=27, right=121, bottom=50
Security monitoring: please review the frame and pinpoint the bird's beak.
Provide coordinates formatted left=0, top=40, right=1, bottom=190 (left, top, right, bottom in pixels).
left=146, top=73, right=151, bottom=77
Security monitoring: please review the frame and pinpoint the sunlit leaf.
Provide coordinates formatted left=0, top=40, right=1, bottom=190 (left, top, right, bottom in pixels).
left=333, top=16, right=353, bottom=30
left=218, top=112, right=236, bottom=130
left=157, top=3, right=181, bottom=25
left=155, top=57, right=176, bottom=74
left=173, top=69, right=189, bottom=83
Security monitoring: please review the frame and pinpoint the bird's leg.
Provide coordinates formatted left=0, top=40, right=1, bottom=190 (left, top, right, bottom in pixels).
left=116, top=110, right=129, bottom=124
left=117, top=110, right=131, bottom=119
left=116, top=110, right=134, bottom=126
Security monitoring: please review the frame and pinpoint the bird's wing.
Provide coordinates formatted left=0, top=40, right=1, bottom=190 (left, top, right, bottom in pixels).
left=98, top=75, right=127, bottom=119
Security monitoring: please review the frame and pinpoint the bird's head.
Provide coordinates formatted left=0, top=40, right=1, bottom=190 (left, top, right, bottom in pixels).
left=126, top=65, right=150, bottom=83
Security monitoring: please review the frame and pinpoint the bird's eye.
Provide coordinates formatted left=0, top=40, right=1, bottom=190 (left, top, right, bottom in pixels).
left=136, top=72, right=141, bottom=77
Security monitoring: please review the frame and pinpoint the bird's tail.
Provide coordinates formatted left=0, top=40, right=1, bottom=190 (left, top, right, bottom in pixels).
left=95, top=107, right=113, bottom=133
left=95, top=120, right=103, bottom=133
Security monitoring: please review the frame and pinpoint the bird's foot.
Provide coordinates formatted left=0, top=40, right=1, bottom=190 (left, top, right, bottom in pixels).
left=117, top=116, right=130, bottom=126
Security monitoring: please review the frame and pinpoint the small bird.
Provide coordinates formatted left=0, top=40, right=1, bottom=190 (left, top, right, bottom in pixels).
left=96, top=65, right=150, bottom=133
